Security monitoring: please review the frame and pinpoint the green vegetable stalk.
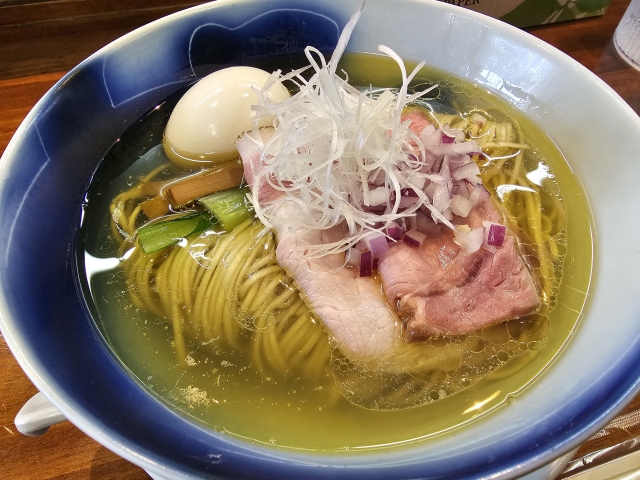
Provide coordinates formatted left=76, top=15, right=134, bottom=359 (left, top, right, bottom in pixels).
left=137, top=213, right=214, bottom=254
left=199, top=188, right=255, bottom=232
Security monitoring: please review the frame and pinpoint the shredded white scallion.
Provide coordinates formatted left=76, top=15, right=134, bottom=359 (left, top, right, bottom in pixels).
left=247, top=3, right=481, bottom=258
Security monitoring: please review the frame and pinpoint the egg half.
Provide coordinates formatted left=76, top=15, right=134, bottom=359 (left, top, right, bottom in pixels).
left=163, top=66, right=290, bottom=168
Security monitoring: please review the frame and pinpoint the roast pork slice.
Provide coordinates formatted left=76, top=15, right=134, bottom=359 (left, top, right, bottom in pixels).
left=274, top=205, right=400, bottom=359
left=378, top=197, right=540, bottom=339
left=235, top=128, right=281, bottom=204
left=402, top=109, right=432, bottom=136
left=236, top=132, right=400, bottom=360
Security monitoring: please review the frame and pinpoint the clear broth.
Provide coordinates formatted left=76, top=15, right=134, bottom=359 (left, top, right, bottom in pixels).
left=80, top=53, right=594, bottom=452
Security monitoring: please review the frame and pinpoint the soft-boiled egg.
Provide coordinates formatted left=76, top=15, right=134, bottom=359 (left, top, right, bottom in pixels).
left=163, top=66, right=290, bottom=168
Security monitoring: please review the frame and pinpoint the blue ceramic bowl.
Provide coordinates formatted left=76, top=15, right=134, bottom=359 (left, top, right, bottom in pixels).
left=2, top=0, right=640, bottom=478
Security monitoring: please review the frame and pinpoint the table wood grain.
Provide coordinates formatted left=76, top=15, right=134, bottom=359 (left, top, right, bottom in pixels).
left=1, top=0, right=640, bottom=478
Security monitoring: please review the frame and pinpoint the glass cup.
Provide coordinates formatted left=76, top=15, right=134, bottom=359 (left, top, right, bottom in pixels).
left=614, top=0, right=640, bottom=70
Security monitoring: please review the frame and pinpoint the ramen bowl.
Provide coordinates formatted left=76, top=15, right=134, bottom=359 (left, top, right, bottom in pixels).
left=1, top=0, right=639, bottom=478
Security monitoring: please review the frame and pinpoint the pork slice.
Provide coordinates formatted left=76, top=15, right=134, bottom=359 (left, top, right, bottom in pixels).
left=235, top=128, right=281, bottom=204
left=402, top=109, right=432, bottom=137
left=378, top=197, right=540, bottom=339
left=236, top=133, right=400, bottom=360
left=274, top=206, right=399, bottom=359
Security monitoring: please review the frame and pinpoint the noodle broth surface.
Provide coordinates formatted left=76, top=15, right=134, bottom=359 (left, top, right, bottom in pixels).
left=79, top=54, right=593, bottom=452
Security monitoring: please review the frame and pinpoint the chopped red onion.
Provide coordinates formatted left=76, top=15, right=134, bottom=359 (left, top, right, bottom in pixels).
left=421, top=151, right=437, bottom=171
left=399, top=188, right=419, bottom=198
left=450, top=195, right=473, bottom=217
left=485, top=223, right=506, bottom=246
left=424, top=181, right=436, bottom=200
left=386, top=224, right=404, bottom=240
left=452, top=162, right=480, bottom=181
left=346, top=248, right=361, bottom=267
left=406, top=172, right=427, bottom=189
left=448, top=153, right=470, bottom=168
left=389, top=188, right=419, bottom=206
left=398, top=196, right=418, bottom=208
left=365, top=233, right=390, bottom=257
left=415, top=210, right=440, bottom=237
left=466, top=174, right=482, bottom=185
left=433, top=183, right=451, bottom=212
left=360, top=250, right=372, bottom=277
left=454, top=181, right=471, bottom=199
left=441, top=134, right=455, bottom=144
left=406, top=215, right=418, bottom=231
left=454, top=227, right=485, bottom=254
left=421, top=129, right=441, bottom=150
left=420, top=123, right=437, bottom=137
left=440, top=157, right=451, bottom=180
left=403, top=229, right=426, bottom=248
left=372, top=257, right=379, bottom=271
left=450, top=141, right=482, bottom=156
left=432, top=156, right=444, bottom=172
left=443, top=126, right=465, bottom=142
left=470, top=184, right=490, bottom=203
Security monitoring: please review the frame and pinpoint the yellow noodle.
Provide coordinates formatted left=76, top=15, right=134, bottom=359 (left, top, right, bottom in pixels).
left=238, top=266, right=284, bottom=297
left=117, top=214, right=330, bottom=377
left=171, top=302, right=187, bottom=365
left=281, top=321, right=315, bottom=359
left=481, top=142, right=529, bottom=150
left=240, top=280, right=265, bottom=315
left=111, top=105, right=563, bottom=408
left=265, top=327, right=289, bottom=372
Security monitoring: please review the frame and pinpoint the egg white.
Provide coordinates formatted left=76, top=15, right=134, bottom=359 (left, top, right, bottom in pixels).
left=164, top=66, right=290, bottom=168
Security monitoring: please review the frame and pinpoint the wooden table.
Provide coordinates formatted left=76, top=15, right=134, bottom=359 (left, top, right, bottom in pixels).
left=1, top=0, right=640, bottom=478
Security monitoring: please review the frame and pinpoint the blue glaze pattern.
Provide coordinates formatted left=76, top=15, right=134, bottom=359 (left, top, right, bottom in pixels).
left=188, top=9, right=339, bottom=78
left=1, top=0, right=640, bottom=479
